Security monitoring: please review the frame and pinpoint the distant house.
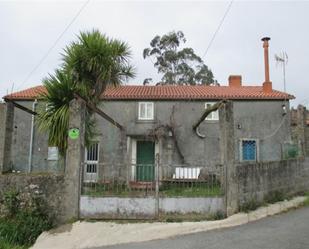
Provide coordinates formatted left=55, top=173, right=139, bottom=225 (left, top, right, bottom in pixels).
left=2, top=76, right=294, bottom=182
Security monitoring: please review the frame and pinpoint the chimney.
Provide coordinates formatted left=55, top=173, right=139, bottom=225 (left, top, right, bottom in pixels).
left=228, top=75, right=242, bottom=87
left=261, top=37, right=272, bottom=93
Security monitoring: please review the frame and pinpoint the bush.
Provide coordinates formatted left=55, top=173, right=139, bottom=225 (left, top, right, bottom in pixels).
left=0, top=189, right=53, bottom=247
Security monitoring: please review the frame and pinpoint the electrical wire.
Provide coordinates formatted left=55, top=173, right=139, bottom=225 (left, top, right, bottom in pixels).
left=201, top=0, right=234, bottom=60
left=15, top=0, right=90, bottom=91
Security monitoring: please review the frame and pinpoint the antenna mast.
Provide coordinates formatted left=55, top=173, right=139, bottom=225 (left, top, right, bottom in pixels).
left=275, top=52, right=288, bottom=92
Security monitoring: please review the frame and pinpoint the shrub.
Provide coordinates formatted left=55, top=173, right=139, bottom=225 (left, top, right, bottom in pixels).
left=0, top=189, right=53, bottom=247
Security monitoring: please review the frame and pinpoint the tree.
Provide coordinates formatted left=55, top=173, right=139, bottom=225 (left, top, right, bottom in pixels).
left=143, top=31, right=215, bottom=85
left=37, top=30, right=135, bottom=155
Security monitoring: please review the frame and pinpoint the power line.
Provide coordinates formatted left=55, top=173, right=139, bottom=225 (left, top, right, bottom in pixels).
left=16, top=0, right=90, bottom=91
left=201, top=0, right=233, bottom=60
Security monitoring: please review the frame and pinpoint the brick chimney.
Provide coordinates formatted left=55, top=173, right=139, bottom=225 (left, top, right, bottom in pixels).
left=261, top=37, right=272, bottom=93
left=228, top=75, right=242, bottom=87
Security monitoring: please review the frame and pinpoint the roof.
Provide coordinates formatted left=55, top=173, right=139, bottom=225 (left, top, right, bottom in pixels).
left=3, top=85, right=294, bottom=101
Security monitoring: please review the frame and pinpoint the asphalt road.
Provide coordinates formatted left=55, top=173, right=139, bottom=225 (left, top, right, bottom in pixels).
left=94, top=207, right=309, bottom=249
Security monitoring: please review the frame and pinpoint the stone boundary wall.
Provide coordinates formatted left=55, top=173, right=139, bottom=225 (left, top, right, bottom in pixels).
left=236, top=157, right=309, bottom=206
left=0, top=174, right=65, bottom=224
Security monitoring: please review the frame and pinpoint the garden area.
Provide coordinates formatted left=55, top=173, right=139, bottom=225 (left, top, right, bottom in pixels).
left=0, top=190, right=53, bottom=249
left=82, top=180, right=223, bottom=198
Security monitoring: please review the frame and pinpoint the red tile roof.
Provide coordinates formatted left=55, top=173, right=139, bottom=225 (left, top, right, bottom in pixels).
left=3, top=85, right=294, bottom=101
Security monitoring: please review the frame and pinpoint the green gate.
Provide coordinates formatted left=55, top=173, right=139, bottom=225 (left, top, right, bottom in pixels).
left=136, top=141, right=155, bottom=181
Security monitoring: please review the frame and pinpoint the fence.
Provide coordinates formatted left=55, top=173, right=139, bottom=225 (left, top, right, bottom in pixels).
left=80, top=160, right=224, bottom=219
left=82, top=162, right=223, bottom=198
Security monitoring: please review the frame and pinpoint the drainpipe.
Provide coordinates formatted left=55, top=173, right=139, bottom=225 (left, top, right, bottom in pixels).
left=28, top=99, right=38, bottom=173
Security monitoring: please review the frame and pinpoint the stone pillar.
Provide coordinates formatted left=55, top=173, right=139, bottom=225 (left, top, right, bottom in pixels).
left=0, top=102, right=14, bottom=173
left=62, top=98, right=85, bottom=222
left=219, top=101, right=238, bottom=216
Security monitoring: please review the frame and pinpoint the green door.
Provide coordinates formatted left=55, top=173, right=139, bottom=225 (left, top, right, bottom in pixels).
left=136, top=141, right=155, bottom=181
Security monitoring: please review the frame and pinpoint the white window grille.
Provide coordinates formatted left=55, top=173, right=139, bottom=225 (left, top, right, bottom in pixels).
left=47, top=147, right=58, bottom=160
left=205, top=102, right=219, bottom=121
left=138, top=102, right=154, bottom=120
left=84, top=143, right=99, bottom=182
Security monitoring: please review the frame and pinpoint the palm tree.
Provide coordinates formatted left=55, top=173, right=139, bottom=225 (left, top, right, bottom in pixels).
left=37, top=30, right=135, bottom=156
left=63, top=29, right=135, bottom=102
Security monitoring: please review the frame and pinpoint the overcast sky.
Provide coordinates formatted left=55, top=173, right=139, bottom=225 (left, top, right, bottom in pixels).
left=1, top=0, right=308, bottom=106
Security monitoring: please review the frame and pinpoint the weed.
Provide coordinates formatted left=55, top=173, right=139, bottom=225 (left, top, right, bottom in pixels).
left=264, top=191, right=286, bottom=204
left=239, top=199, right=261, bottom=213
left=0, top=189, right=53, bottom=247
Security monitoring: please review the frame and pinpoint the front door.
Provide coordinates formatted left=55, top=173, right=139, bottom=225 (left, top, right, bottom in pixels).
left=136, top=141, right=155, bottom=182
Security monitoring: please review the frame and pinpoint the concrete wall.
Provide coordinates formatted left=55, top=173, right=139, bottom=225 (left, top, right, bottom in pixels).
left=3, top=99, right=291, bottom=176
left=6, top=101, right=61, bottom=173
left=80, top=196, right=224, bottom=219
left=233, top=101, right=291, bottom=162
left=97, top=100, right=290, bottom=179
left=236, top=157, right=309, bottom=206
left=0, top=174, right=65, bottom=224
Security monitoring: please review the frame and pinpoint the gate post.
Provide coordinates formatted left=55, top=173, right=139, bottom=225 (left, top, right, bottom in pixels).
left=219, top=101, right=238, bottom=216
left=62, top=98, right=85, bottom=222
left=0, top=102, right=14, bottom=173
left=155, top=153, right=160, bottom=219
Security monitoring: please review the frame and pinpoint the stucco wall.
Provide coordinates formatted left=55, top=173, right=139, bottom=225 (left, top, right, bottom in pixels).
left=233, top=101, right=291, bottom=162
left=236, top=157, right=309, bottom=205
left=8, top=101, right=61, bottom=172
left=80, top=196, right=224, bottom=219
left=4, top=99, right=291, bottom=175
left=96, top=100, right=291, bottom=180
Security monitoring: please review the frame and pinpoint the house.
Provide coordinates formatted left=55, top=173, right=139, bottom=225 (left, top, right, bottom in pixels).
left=0, top=37, right=295, bottom=183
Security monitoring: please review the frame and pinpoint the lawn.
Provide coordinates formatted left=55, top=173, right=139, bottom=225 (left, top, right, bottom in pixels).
left=82, top=182, right=223, bottom=197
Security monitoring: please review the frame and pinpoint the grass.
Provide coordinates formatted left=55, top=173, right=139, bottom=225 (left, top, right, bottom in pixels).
left=160, top=185, right=222, bottom=197
left=304, top=192, right=309, bottom=206
left=0, top=241, right=27, bottom=249
left=82, top=182, right=223, bottom=197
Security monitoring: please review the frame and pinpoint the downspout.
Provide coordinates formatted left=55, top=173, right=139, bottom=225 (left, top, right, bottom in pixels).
left=28, top=99, right=38, bottom=173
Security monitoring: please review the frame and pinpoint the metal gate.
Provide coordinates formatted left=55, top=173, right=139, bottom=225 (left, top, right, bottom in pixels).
left=84, top=143, right=99, bottom=182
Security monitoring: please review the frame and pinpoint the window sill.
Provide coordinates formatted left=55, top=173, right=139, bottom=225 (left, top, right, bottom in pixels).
left=135, top=119, right=157, bottom=124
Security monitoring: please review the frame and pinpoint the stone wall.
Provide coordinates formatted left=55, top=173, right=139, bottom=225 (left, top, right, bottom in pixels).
left=236, top=157, right=309, bottom=206
left=0, top=173, right=65, bottom=224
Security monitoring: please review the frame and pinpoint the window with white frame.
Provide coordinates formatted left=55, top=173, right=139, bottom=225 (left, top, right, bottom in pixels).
left=47, top=147, right=58, bottom=160
left=138, top=102, right=154, bottom=120
left=205, top=102, right=219, bottom=121
left=241, top=139, right=257, bottom=161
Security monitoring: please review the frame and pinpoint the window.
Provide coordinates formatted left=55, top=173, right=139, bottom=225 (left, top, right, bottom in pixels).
left=84, top=143, right=99, bottom=182
left=205, top=102, right=219, bottom=121
left=138, top=102, right=154, bottom=120
left=47, top=147, right=58, bottom=160
left=241, top=140, right=257, bottom=161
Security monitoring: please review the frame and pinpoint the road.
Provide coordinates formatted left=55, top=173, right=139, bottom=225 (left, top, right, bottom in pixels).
left=93, top=207, right=309, bottom=249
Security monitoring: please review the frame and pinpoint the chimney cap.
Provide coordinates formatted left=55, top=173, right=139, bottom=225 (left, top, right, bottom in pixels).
left=261, top=37, right=271, bottom=42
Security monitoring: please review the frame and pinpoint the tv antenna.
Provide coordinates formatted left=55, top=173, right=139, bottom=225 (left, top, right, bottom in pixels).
left=275, top=52, right=288, bottom=92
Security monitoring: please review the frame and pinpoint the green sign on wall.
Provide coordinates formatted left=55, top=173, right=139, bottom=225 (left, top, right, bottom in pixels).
left=68, top=128, right=80, bottom=140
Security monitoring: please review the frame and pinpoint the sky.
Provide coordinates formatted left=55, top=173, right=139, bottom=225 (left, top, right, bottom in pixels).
left=1, top=0, right=309, bottom=107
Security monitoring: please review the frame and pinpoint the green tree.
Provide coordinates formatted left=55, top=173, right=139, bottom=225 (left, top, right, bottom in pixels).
left=37, top=30, right=135, bottom=155
left=143, top=31, right=215, bottom=85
